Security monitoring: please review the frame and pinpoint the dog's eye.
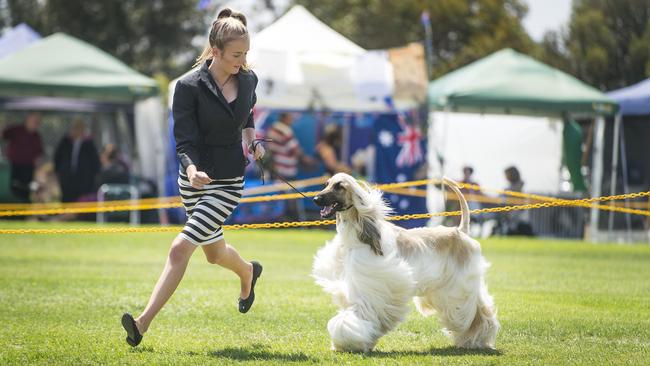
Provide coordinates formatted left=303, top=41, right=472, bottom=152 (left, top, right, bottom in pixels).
left=333, top=182, right=343, bottom=190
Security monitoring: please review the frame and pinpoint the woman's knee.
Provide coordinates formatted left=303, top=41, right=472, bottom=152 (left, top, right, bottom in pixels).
left=168, top=237, right=195, bottom=265
left=204, top=241, right=227, bottom=265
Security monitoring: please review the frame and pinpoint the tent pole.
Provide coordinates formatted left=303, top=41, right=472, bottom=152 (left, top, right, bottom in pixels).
left=608, top=113, right=622, bottom=237
left=619, top=121, right=632, bottom=242
left=590, top=115, right=606, bottom=242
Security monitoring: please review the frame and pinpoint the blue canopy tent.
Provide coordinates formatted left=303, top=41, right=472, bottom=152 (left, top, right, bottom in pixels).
left=606, top=79, right=650, bottom=238
left=0, top=23, right=41, bottom=58
left=608, top=78, right=650, bottom=116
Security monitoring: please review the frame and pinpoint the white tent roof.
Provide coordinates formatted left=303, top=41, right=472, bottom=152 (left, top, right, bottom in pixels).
left=0, top=23, right=41, bottom=59
left=248, top=5, right=392, bottom=111
left=252, top=5, right=364, bottom=57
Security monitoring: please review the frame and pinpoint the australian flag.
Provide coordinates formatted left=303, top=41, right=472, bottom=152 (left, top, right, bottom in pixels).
left=373, top=113, right=428, bottom=228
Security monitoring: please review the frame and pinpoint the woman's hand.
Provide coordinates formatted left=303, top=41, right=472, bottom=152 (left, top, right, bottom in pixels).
left=250, top=143, right=265, bottom=161
left=186, top=165, right=212, bottom=189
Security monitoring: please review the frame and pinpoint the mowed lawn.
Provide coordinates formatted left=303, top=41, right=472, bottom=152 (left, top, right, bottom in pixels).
left=0, top=221, right=649, bottom=365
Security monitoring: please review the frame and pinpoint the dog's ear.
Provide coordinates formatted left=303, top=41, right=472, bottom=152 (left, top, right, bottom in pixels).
left=358, top=216, right=383, bottom=256
left=346, top=177, right=370, bottom=207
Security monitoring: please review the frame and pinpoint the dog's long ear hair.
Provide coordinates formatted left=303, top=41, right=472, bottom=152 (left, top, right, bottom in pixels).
left=345, top=177, right=391, bottom=256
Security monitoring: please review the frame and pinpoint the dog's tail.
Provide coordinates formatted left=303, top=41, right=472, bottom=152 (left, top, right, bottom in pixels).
left=443, top=177, right=470, bottom=234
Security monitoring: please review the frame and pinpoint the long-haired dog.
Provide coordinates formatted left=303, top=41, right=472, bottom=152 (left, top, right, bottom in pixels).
left=312, top=173, right=499, bottom=352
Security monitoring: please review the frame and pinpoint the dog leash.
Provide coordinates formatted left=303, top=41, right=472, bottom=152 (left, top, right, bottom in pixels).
left=249, top=138, right=312, bottom=200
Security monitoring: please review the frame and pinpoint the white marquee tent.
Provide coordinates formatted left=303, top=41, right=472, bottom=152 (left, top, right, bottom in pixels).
left=247, top=5, right=393, bottom=112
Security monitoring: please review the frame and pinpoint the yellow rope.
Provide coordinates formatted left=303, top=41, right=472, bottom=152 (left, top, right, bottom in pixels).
left=2, top=176, right=648, bottom=218
left=0, top=178, right=436, bottom=217
left=2, top=190, right=649, bottom=235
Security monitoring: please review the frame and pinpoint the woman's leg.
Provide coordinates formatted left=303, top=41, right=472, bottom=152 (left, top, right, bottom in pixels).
left=202, top=239, right=253, bottom=300
left=135, top=236, right=198, bottom=333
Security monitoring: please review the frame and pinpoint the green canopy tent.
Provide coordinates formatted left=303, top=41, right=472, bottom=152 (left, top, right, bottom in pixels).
left=0, top=33, right=165, bottom=220
left=427, top=48, right=618, bottom=240
left=0, top=33, right=158, bottom=101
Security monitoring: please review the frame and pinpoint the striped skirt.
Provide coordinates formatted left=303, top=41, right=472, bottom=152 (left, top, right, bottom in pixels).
left=177, top=171, right=244, bottom=245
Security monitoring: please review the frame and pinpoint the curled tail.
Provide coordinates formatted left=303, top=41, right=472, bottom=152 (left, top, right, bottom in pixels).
left=443, top=177, right=470, bottom=234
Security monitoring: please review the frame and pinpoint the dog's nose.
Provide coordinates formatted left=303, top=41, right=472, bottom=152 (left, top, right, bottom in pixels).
left=313, top=195, right=323, bottom=206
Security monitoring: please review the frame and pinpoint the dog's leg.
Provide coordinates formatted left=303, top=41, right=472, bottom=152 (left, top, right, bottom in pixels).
left=313, top=237, right=349, bottom=308
left=327, top=308, right=380, bottom=352
left=453, top=292, right=499, bottom=349
left=421, top=256, right=499, bottom=349
left=327, top=242, right=415, bottom=352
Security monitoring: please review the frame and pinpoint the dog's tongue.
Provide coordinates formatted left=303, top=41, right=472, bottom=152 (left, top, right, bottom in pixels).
left=320, top=205, right=333, bottom=218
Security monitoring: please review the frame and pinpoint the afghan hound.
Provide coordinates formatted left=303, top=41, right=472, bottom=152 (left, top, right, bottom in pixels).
left=312, top=173, right=499, bottom=352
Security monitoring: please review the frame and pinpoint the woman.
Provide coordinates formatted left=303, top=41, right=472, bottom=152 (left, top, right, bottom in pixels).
left=121, top=8, right=265, bottom=347
left=315, top=124, right=351, bottom=176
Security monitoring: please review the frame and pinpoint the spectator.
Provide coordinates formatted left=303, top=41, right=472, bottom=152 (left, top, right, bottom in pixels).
left=96, top=143, right=130, bottom=187
left=266, top=112, right=316, bottom=179
left=502, top=166, right=533, bottom=236
left=505, top=166, right=524, bottom=193
left=460, top=166, right=481, bottom=194
left=54, top=119, right=100, bottom=202
left=266, top=112, right=316, bottom=221
left=1, top=112, right=44, bottom=202
left=315, top=124, right=351, bottom=176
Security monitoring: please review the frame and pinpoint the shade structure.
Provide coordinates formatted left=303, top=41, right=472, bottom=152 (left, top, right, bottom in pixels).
left=0, top=33, right=158, bottom=102
left=607, top=78, right=650, bottom=116
left=428, top=48, right=617, bottom=116
left=248, top=5, right=392, bottom=111
left=0, top=23, right=41, bottom=58
left=426, top=49, right=620, bottom=241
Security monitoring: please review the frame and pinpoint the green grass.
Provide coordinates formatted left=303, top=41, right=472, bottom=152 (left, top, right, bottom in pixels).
left=0, top=221, right=649, bottom=365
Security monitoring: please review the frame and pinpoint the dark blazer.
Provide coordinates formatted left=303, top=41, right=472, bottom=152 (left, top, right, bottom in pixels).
left=54, top=136, right=101, bottom=202
left=173, top=60, right=258, bottom=179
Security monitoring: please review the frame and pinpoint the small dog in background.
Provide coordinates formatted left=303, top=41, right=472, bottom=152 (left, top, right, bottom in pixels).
left=312, top=173, right=499, bottom=352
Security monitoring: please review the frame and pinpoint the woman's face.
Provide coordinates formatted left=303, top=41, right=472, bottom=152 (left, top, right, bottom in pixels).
left=213, top=38, right=249, bottom=74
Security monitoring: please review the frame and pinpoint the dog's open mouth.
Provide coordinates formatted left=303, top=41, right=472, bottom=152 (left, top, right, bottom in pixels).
left=320, top=202, right=339, bottom=219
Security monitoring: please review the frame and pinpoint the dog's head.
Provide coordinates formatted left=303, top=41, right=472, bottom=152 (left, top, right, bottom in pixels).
left=313, top=173, right=357, bottom=219
left=313, top=173, right=390, bottom=255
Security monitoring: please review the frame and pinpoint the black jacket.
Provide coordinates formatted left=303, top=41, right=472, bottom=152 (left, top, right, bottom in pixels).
left=54, top=136, right=101, bottom=202
left=173, top=60, right=258, bottom=179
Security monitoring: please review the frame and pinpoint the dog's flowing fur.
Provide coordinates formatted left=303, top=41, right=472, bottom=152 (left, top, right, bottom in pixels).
left=312, top=173, right=499, bottom=352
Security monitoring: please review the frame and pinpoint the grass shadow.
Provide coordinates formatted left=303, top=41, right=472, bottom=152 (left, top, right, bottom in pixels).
left=129, top=346, right=156, bottom=353
left=366, top=346, right=502, bottom=358
left=208, top=344, right=316, bottom=362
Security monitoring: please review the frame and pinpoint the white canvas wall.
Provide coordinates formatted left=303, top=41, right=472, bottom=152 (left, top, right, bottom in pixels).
left=428, top=112, right=564, bottom=193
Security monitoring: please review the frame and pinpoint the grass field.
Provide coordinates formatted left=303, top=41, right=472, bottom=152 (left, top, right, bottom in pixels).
left=1, top=221, right=649, bottom=365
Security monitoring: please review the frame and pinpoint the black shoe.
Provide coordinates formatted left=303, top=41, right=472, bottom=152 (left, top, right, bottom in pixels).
left=121, top=313, right=143, bottom=347
left=239, top=261, right=263, bottom=313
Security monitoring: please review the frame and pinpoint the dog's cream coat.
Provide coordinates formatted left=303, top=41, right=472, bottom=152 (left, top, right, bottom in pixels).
left=312, top=173, right=499, bottom=352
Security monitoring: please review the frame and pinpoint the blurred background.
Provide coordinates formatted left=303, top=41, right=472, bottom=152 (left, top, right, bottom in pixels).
left=0, top=0, right=648, bottom=242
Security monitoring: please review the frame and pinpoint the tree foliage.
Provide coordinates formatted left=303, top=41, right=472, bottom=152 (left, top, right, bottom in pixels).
left=295, top=0, right=536, bottom=79
left=3, top=0, right=648, bottom=91
left=541, top=0, right=650, bottom=89
left=4, top=0, right=205, bottom=77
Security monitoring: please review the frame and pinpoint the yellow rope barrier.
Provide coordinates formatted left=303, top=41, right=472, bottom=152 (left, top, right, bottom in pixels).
left=384, top=185, right=650, bottom=216
left=2, top=190, right=649, bottom=235
left=2, top=176, right=650, bottom=217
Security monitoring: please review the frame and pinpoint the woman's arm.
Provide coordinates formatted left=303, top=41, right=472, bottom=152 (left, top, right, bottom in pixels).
left=243, top=127, right=264, bottom=161
left=242, top=84, right=264, bottom=160
left=172, top=81, right=200, bottom=175
left=317, top=143, right=351, bottom=174
left=172, top=80, right=211, bottom=187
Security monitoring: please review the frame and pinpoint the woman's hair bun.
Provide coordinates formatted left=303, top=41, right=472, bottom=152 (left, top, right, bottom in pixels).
left=216, top=7, right=247, bottom=26
left=217, top=8, right=232, bottom=19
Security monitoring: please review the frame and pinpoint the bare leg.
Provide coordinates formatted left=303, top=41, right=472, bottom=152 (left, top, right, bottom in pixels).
left=202, top=239, right=253, bottom=300
left=135, top=235, right=197, bottom=334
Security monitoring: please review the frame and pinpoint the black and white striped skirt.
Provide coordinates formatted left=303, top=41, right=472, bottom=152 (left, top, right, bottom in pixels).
left=177, top=171, right=244, bottom=245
